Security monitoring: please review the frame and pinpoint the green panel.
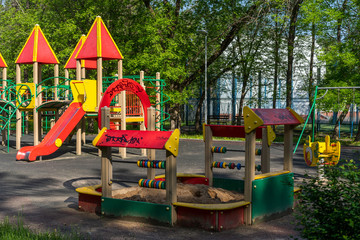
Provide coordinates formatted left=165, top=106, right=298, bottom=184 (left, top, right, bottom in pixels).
left=102, top=197, right=172, bottom=224
left=213, top=178, right=244, bottom=193
left=251, top=173, right=294, bottom=220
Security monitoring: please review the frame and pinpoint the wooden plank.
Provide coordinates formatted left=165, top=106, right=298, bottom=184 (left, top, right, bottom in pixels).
left=206, top=124, right=263, bottom=139
left=166, top=150, right=177, bottom=225
left=244, top=131, right=256, bottom=225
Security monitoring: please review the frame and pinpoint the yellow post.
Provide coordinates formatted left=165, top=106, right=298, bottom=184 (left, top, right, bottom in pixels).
left=1, top=67, right=6, bottom=146
left=33, top=62, right=39, bottom=145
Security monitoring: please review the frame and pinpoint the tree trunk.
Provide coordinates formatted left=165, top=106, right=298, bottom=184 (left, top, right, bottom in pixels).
left=169, top=104, right=181, bottom=131
left=309, top=22, right=316, bottom=133
left=273, top=11, right=280, bottom=109
left=236, top=74, right=249, bottom=125
left=194, top=91, right=205, bottom=132
left=286, top=0, right=303, bottom=108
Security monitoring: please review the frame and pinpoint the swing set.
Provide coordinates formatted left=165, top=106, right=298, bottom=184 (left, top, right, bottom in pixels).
left=294, top=86, right=360, bottom=154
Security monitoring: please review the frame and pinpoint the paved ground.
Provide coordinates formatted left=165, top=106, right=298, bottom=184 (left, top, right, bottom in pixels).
left=0, top=134, right=359, bottom=239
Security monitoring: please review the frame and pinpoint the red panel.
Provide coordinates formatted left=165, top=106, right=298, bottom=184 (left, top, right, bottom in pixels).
left=217, top=207, right=245, bottom=231
left=76, top=21, right=98, bottom=60
left=64, top=37, right=82, bottom=69
left=95, top=129, right=172, bottom=149
left=78, top=193, right=102, bottom=214
left=0, top=53, right=7, bottom=68
left=100, top=24, right=122, bottom=60
left=36, top=30, right=58, bottom=64
left=207, top=124, right=263, bottom=139
left=179, top=177, right=209, bottom=185
left=16, top=31, right=35, bottom=64
left=252, top=109, right=301, bottom=125
left=98, top=78, right=151, bottom=129
left=176, top=207, right=216, bottom=230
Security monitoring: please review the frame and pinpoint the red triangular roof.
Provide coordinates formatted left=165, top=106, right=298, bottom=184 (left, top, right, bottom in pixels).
left=64, top=35, right=97, bottom=69
left=15, top=25, right=59, bottom=64
left=76, top=16, right=123, bottom=60
left=0, top=52, right=7, bottom=68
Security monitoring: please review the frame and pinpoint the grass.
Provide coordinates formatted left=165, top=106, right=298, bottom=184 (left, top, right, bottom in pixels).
left=0, top=217, right=85, bottom=240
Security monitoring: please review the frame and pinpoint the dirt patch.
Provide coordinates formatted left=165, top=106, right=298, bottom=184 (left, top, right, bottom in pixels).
left=113, top=183, right=244, bottom=204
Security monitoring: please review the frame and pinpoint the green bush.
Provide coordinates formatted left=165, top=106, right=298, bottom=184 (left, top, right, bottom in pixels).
left=295, top=160, right=360, bottom=240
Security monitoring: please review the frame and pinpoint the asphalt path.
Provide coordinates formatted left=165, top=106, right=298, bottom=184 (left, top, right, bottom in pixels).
left=0, top=134, right=358, bottom=239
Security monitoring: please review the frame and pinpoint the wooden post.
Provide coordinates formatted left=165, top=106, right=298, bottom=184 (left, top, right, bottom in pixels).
left=284, top=125, right=294, bottom=172
left=64, top=69, right=69, bottom=100
left=147, top=107, right=156, bottom=179
left=204, top=125, right=213, bottom=186
left=2, top=68, right=6, bottom=146
left=37, top=64, right=42, bottom=142
left=33, top=62, right=39, bottom=145
left=76, top=59, right=82, bottom=154
left=165, top=150, right=177, bottom=225
left=244, top=131, right=256, bottom=225
left=54, top=64, right=59, bottom=101
left=155, top=72, right=161, bottom=131
left=119, top=60, right=126, bottom=158
left=16, top=64, right=21, bottom=149
left=101, top=107, right=112, bottom=198
left=2, top=68, right=6, bottom=99
left=81, top=61, right=86, bottom=145
left=261, top=127, right=270, bottom=173
left=140, top=71, right=146, bottom=156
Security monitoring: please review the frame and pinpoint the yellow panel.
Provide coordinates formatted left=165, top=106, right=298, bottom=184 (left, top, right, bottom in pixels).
left=16, top=83, right=35, bottom=109
left=254, top=170, right=290, bottom=180
left=286, top=107, right=304, bottom=124
left=92, top=127, right=107, bottom=147
left=164, top=128, right=180, bottom=157
left=70, top=80, right=85, bottom=103
left=126, top=117, right=144, bottom=123
left=83, top=79, right=97, bottom=112
left=266, top=125, right=276, bottom=146
left=173, top=201, right=250, bottom=210
left=243, top=106, right=264, bottom=133
left=75, top=184, right=102, bottom=196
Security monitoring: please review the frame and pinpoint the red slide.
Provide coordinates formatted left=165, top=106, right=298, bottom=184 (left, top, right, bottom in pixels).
left=16, top=102, right=85, bottom=161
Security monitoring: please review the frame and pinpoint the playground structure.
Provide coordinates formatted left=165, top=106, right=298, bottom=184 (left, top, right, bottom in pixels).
left=0, top=16, right=169, bottom=159
left=303, top=135, right=341, bottom=167
left=77, top=98, right=304, bottom=230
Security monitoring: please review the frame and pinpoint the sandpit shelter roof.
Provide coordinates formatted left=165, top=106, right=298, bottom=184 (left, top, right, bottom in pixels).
left=64, top=35, right=97, bottom=69
left=76, top=16, right=123, bottom=61
left=15, top=25, right=59, bottom=65
left=0, top=52, right=7, bottom=68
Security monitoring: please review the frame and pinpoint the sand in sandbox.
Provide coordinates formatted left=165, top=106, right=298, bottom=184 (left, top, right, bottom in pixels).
left=112, top=183, right=244, bottom=204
